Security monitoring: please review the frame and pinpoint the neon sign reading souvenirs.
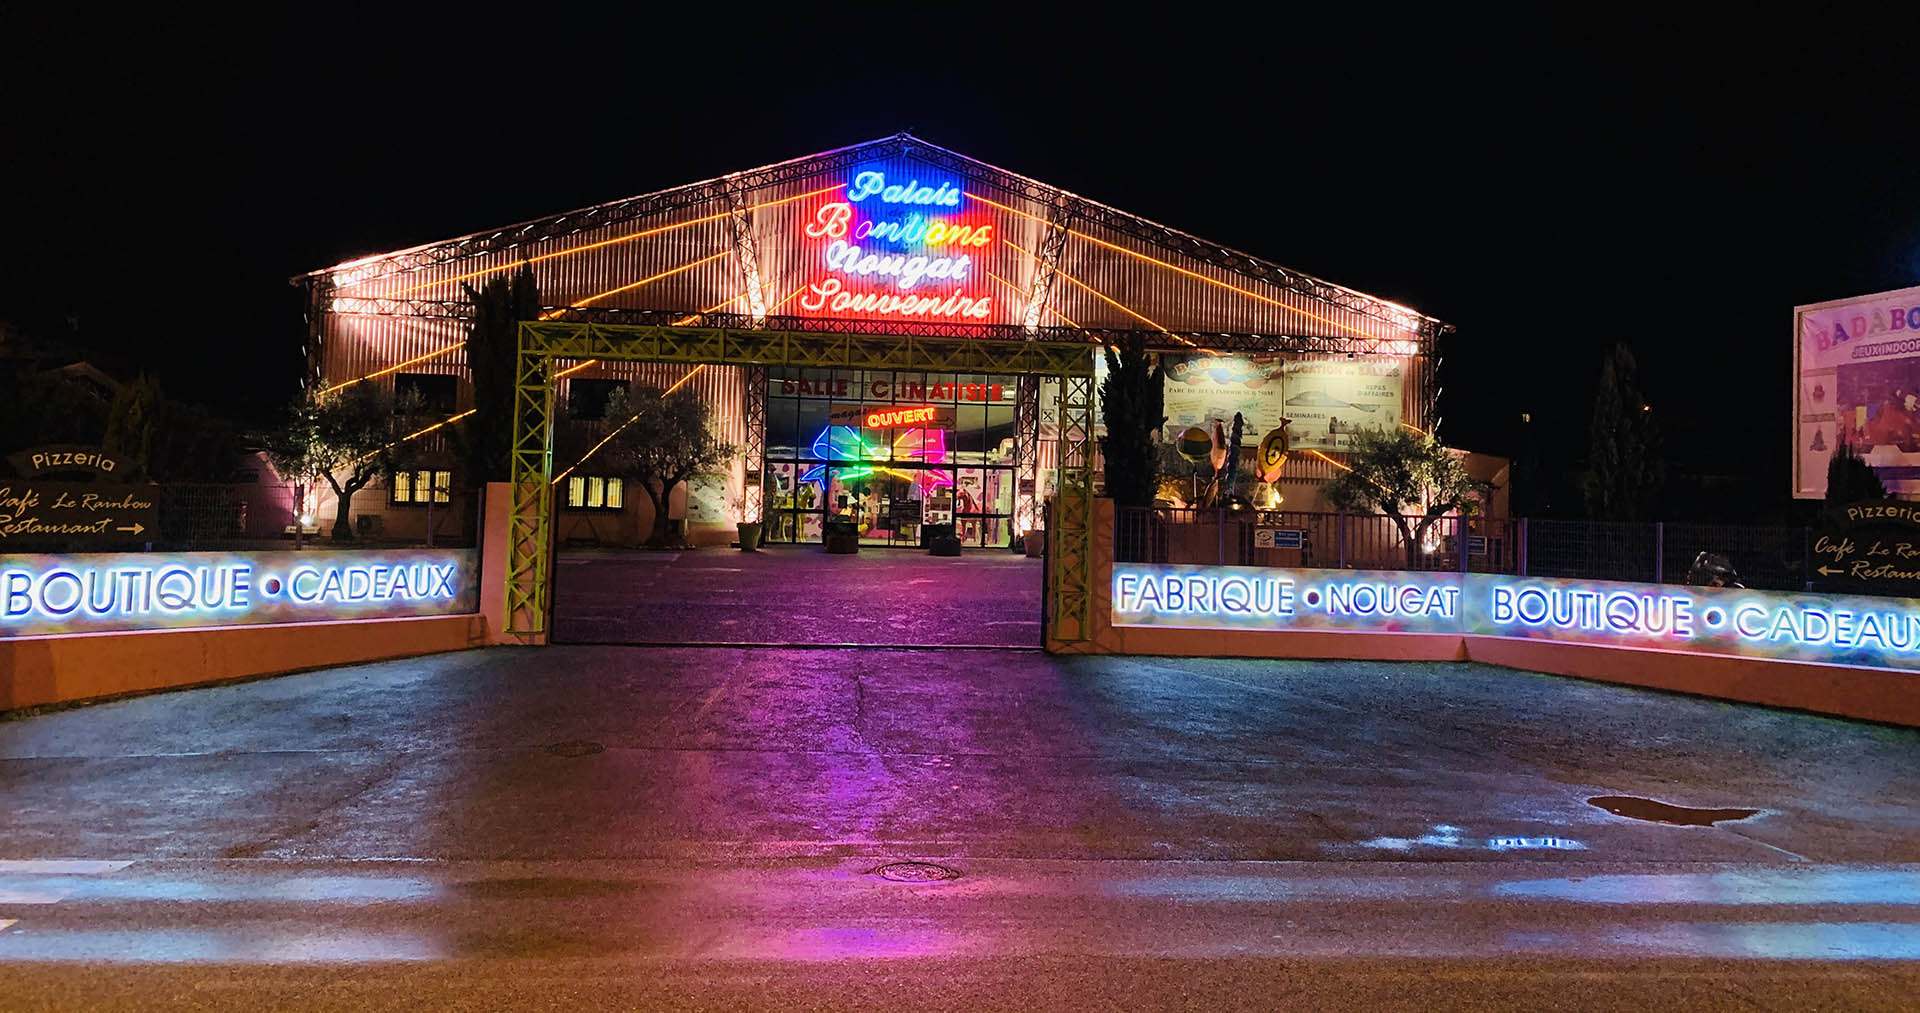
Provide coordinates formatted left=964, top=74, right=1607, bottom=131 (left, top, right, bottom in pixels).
left=798, top=168, right=997, bottom=322
left=1111, top=563, right=1920, bottom=674
left=0, top=548, right=479, bottom=638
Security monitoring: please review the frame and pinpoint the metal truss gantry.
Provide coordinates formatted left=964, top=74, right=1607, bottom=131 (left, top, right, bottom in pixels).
left=742, top=365, right=766, bottom=524
left=504, top=322, right=1096, bottom=644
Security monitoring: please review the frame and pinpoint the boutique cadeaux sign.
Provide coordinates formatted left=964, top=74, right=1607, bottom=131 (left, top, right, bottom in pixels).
left=0, top=548, right=479, bottom=638
left=1112, top=563, right=1920, bottom=674
left=798, top=168, right=998, bottom=322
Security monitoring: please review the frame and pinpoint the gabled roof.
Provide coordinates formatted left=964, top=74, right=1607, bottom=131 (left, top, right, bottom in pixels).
left=306, top=134, right=1446, bottom=350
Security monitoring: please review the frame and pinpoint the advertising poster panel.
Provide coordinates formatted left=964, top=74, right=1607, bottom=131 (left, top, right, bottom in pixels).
left=1280, top=360, right=1404, bottom=451
left=1160, top=353, right=1286, bottom=437
left=1794, top=285, right=1920, bottom=498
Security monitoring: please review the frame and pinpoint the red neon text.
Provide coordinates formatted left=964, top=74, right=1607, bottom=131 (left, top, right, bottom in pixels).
left=799, top=277, right=993, bottom=320
left=865, top=405, right=939, bottom=428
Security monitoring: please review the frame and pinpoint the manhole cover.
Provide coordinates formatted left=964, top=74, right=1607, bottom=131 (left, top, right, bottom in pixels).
left=545, top=740, right=605, bottom=757
left=872, top=861, right=962, bottom=883
left=1588, top=795, right=1758, bottom=826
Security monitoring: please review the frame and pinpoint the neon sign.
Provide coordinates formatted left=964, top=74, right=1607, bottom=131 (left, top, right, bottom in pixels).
left=797, top=425, right=953, bottom=494
left=797, top=167, right=997, bottom=322
left=0, top=549, right=478, bottom=638
left=864, top=405, right=939, bottom=429
left=1111, top=563, right=1920, bottom=674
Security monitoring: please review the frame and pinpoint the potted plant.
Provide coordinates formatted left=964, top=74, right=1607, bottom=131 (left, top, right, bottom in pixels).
left=731, top=490, right=762, bottom=551
left=823, top=514, right=860, bottom=554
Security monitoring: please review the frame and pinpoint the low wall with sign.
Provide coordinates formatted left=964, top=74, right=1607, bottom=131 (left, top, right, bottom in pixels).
left=1054, top=502, right=1920, bottom=726
left=1, top=547, right=485, bottom=711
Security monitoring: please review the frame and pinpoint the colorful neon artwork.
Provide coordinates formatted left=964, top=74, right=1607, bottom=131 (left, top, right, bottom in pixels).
left=797, top=425, right=954, bottom=494
left=797, top=168, right=998, bottom=322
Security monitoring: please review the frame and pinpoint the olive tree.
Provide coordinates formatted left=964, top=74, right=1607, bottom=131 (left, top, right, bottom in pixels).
left=1323, top=426, right=1494, bottom=568
left=263, top=385, right=426, bottom=542
left=597, top=385, right=734, bottom=547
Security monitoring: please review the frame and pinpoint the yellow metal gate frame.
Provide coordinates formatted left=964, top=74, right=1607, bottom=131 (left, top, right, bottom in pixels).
left=506, top=321, right=1098, bottom=645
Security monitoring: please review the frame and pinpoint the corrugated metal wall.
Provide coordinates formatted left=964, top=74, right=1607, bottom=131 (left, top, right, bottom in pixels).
left=316, top=142, right=1439, bottom=456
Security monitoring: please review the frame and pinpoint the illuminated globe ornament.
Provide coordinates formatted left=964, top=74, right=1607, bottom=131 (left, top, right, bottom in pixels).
left=1177, top=426, right=1212, bottom=463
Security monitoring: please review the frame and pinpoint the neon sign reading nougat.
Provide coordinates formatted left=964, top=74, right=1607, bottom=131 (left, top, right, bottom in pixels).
left=798, top=169, right=997, bottom=322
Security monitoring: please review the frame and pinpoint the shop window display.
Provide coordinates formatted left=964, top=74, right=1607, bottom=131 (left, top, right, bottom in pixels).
left=764, top=367, right=1021, bottom=547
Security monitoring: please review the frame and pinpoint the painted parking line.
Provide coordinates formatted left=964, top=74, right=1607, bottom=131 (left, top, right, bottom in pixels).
left=0, top=861, right=135, bottom=932
left=0, top=861, right=132, bottom=875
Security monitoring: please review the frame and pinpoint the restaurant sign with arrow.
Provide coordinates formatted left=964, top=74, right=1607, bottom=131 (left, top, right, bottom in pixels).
left=0, top=481, right=158, bottom=548
left=1810, top=500, right=1920, bottom=596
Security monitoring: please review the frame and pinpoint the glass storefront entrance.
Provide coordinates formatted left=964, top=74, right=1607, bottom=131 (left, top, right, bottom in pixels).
left=764, top=368, right=1019, bottom=547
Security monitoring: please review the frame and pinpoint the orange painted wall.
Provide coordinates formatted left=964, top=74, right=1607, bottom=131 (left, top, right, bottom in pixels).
left=1054, top=499, right=1919, bottom=726
left=1, top=613, right=485, bottom=712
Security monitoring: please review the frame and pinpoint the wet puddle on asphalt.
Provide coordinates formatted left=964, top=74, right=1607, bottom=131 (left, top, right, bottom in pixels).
left=1588, top=795, right=1759, bottom=826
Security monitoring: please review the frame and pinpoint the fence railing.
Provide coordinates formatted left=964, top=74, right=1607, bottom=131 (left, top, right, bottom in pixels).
left=0, top=483, right=480, bottom=554
left=150, top=483, right=479, bottom=551
left=1115, top=507, right=1821, bottom=594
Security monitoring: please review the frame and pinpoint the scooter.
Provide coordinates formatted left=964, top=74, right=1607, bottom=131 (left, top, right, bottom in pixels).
left=1686, top=551, right=1745, bottom=589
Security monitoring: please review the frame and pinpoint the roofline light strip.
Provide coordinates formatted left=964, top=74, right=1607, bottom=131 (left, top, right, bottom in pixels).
left=983, top=268, right=1082, bottom=331
left=373, top=184, right=846, bottom=297
left=965, top=190, right=1390, bottom=344
left=350, top=409, right=476, bottom=467
left=551, top=364, right=708, bottom=486
left=319, top=344, right=462, bottom=395
left=537, top=251, right=733, bottom=319
left=1001, top=237, right=1203, bottom=352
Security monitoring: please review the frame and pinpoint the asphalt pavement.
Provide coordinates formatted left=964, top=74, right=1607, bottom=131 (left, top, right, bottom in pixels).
left=549, top=545, right=1042, bottom=647
left=2, top=569, right=1918, bottom=1008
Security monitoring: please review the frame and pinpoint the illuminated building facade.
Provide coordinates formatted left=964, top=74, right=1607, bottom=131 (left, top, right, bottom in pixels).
left=297, top=134, right=1448, bottom=546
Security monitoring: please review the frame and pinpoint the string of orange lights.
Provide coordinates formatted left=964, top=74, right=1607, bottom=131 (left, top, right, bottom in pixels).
left=964, top=189, right=1396, bottom=343
left=359, top=184, right=846, bottom=297
left=1000, top=237, right=1207, bottom=352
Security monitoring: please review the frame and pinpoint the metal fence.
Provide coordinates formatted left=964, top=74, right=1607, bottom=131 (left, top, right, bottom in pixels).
left=143, top=483, right=478, bottom=552
left=1114, top=507, right=1519, bottom=574
left=1115, top=507, right=1823, bottom=594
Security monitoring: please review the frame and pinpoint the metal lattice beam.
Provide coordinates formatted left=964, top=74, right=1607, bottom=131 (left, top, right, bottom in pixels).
left=1014, top=375, right=1042, bottom=535
left=725, top=180, right=769, bottom=323
left=327, top=299, right=1434, bottom=358
left=743, top=365, right=767, bottom=524
left=505, top=331, right=556, bottom=639
left=1021, top=197, right=1074, bottom=332
left=502, top=322, right=1097, bottom=642
left=1048, top=372, right=1096, bottom=643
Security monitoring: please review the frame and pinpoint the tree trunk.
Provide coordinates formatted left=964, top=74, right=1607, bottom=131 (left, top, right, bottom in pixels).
left=644, top=483, right=675, bottom=547
left=331, top=479, right=356, bottom=542
left=1393, top=515, right=1420, bottom=569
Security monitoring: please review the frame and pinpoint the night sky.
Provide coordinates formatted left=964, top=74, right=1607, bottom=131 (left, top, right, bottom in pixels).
left=6, top=7, right=1917, bottom=518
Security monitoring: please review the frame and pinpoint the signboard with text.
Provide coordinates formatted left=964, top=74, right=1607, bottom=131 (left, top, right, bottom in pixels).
left=1113, top=563, right=1920, bottom=674
left=0, top=481, right=159, bottom=548
left=1810, top=500, right=1920, bottom=596
left=1794, top=284, right=1920, bottom=498
left=0, top=548, right=479, bottom=638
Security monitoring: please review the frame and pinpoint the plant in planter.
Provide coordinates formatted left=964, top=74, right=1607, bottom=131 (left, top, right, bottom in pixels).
left=823, top=514, right=860, bottom=554
left=728, top=488, right=762, bottom=551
